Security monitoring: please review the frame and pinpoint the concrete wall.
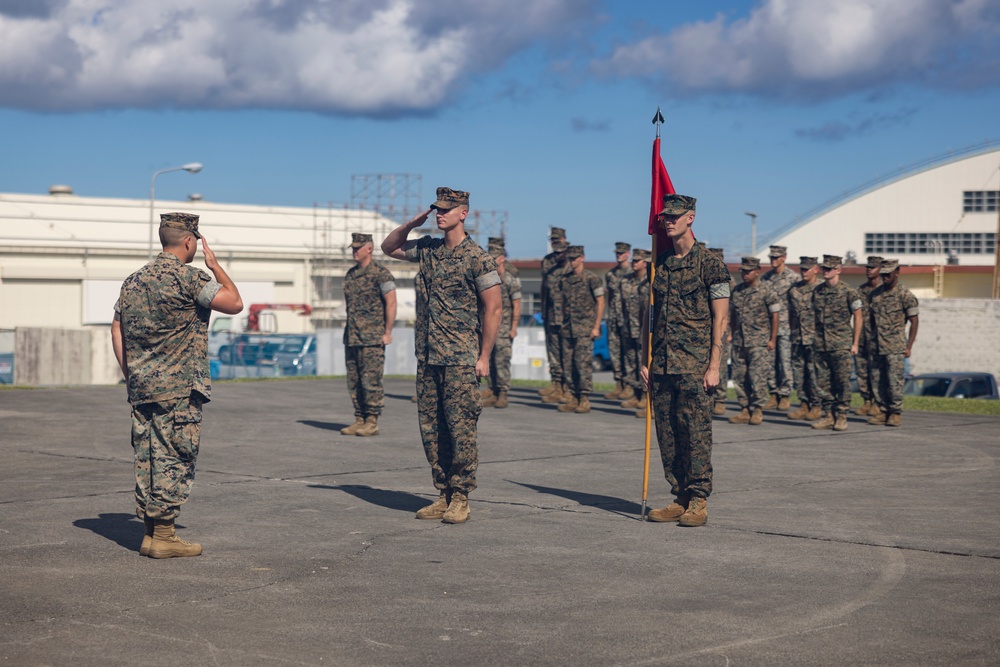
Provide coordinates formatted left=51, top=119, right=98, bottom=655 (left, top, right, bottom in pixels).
left=14, top=328, right=94, bottom=385
left=908, top=299, right=1000, bottom=379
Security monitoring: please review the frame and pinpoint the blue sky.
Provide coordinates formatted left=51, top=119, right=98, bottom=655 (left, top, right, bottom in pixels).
left=2, top=0, right=999, bottom=260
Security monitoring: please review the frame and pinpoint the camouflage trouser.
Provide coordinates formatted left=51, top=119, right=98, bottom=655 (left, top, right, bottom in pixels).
left=767, top=334, right=793, bottom=397
left=790, top=342, right=818, bottom=407
left=731, top=345, right=770, bottom=410
left=622, top=336, right=643, bottom=391
left=543, top=322, right=564, bottom=383
left=607, top=321, right=623, bottom=383
left=871, top=353, right=906, bottom=415
left=417, top=363, right=482, bottom=495
left=346, top=344, right=386, bottom=417
left=131, top=393, right=203, bottom=521
left=713, top=337, right=732, bottom=403
left=855, top=343, right=874, bottom=403
left=560, top=332, right=594, bottom=397
left=488, top=334, right=512, bottom=394
left=651, top=373, right=713, bottom=499
left=814, top=349, right=853, bottom=417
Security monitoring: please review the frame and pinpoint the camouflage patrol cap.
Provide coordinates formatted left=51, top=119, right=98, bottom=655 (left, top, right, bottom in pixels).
left=615, top=241, right=631, bottom=254
left=350, top=232, right=373, bottom=248
left=659, top=194, right=697, bottom=216
left=820, top=254, right=843, bottom=269
left=431, top=187, right=469, bottom=210
left=159, top=212, right=201, bottom=239
left=549, top=227, right=567, bottom=240
left=866, top=255, right=884, bottom=269
left=799, top=256, right=818, bottom=269
left=708, top=247, right=725, bottom=259
left=566, top=245, right=585, bottom=259
left=769, top=245, right=787, bottom=258
left=879, top=258, right=900, bottom=274
left=487, top=237, right=506, bottom=258
left=740, top=256, right=761, bottom=271
left=631, top=248, right=651, bottom=261
left=551, top=238, right=569, bottom=252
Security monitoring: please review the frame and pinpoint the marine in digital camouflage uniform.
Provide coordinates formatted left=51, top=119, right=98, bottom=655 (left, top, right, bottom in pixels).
left=854, top=255, right=883, bottom=416
left=642, top=195, right=730, bottom=528
left=539, top=228, right=572, bottom=402
left=603, top=241, right=633, bottom=400
left=381, top=187, right=501, bottom=524
left=341, top=232, right=397, bottom=436
left=112, top=212, right=243, bottom=558
left=786, top=256, right=822, bottom=420
left=728, top=256, right=781, bottom=425
left=811, top=255, right=863, bottom=431
left=868, top=259, right=919, bottom=427
left=760, top=245, right=797, bottom=410
left=482, top=237, right=521, bottom=409
left=556, top=245, right=605, bottom=414
left=620, top=248, right=650, bottom=412
left=708, top=248, right=734, bottom=414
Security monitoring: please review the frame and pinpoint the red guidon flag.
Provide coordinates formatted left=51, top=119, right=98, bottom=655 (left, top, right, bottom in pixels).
left=648, top=136, right=676, bottom=254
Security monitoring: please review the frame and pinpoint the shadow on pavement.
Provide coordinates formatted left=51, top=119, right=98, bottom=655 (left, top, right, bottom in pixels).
left=298, top=420, right=351, bottom=432
left=507, top=481, right=643, bottom=519
left=308, top=484, right=428, bottom=513
left=72, top=513, right=145, bottom=551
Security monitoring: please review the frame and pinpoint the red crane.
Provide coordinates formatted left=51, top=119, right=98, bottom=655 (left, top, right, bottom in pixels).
left=246, top=303, right=312, bottom=332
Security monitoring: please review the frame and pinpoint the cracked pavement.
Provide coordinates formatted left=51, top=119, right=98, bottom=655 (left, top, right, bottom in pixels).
left=1, top=379, right=999, bottom=666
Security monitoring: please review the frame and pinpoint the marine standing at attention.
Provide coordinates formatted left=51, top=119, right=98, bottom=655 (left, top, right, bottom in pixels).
left=481, top=237, right=521, bottom=410
left=556, top=245, right=605, bottom=414
left=854, top=255, right=884, bottom=417
left=340, top=232, right=397, bottom=437
left=707, top=248, right=734, bottom=416
left=728, top=256, right=780, bottom=426
left=640, top=195, right=730, bottom=527
left=112, top=212, right=243, bottom=558
left=381, top=187, right=501, bottom=524
left=538, top=228, right=571, bottom=404
left=786, top=256, right=822, bottom=421
left=760, top=245, right=796, bottom=411
left=603, top=242, right=633, bottom=402
left=619, top=248, right=651, bottom=417
left=867, top=259, right=919, bottom=427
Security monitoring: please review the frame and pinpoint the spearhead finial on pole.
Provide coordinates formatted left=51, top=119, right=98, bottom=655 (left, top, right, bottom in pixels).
left=652, top=106, right=665, bottom=138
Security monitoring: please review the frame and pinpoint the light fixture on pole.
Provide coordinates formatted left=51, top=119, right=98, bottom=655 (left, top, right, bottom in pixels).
left=148, top=162, right=203, bottom=261
left=744, top=211, right=758, bottom=257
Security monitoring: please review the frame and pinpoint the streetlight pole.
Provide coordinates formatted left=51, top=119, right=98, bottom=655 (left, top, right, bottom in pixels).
left=744, top=211, right=757, bottom=257
left=148, top=162, right=203, bottom=261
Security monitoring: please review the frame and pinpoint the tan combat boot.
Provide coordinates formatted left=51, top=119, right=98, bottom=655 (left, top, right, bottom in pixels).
left=557, top=396, right=580, bottom=412
left=148, top=519, right=202, bottom=559
left=764, top=393, right=778, bottom=409
left=494, top=391, right=508, bottom=409
left=574, top=395, right=591, bottom=413
left=481, top=390, right=498, bottom=407
left=538, top=381, right=559, bottom=397
left=541, top=384, right=564, bottom=404
left=635, top=405, right=647, bottom=419
left=713, top=402, right=727, bottom=416
left=558, top=389, right=575, bottom=404
left=442, top=491, right=470, bottom=524
left=340, top=416, right=365, bottom=435
left=855, top=400, right=872, bottom=416
left=618, top=385, right=635, bottom=402
left=480, top=386, right=493, bottom=400
left=604, top=382, right=624, bottom=400
left=678, top=497, right=708, bottom=527
left=139, top=515, right=154, bottom=556
left=868, top=404, right=886, bottom=425
left=355, top=415, right=379, bottom=436
left=777, top=396, right=791, bottom=411
left=411, top=395, right=418, bottom=403
left=805, top=405, right=823, bottom=420
left=749, top=408, right=763, bottom=425
left=415, top=492, right=449, bottom=520
left=620, top=394, right=640, bottom=409
left=833, top=413, right=848, bottom=431
left=787, top=403, right=809, bottom=420
left=812, top=413, right=835, bottom=429
left=886, top=413, right=902, bottom=427
left=729, top=408, right=751, bottom=424
left=647, top=495, right=689, bottom=522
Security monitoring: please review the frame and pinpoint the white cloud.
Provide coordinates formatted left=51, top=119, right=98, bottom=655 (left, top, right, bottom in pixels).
left=0, top=0, right=590, bottom=114
left=596, top=0, right=1000, bottom=100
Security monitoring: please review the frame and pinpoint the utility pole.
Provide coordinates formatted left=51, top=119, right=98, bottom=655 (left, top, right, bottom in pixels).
left=744, top=212, right=757, bottom=257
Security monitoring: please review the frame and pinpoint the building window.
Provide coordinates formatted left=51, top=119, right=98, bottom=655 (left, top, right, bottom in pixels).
left=963, top=190, right=999, bottom=213
left=865, top=232, right=996, bottom=255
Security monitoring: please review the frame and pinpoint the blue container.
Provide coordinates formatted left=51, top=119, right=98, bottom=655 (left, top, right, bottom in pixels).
left=210, top=359, right=221, bottom=380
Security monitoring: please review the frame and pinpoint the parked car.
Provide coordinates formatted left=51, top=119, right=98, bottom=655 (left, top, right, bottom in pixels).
left=272, top=335, right=317, bottom=376
left=903, top=372, right=999, bottom=400
left=217, top=335, right=282, bottom=366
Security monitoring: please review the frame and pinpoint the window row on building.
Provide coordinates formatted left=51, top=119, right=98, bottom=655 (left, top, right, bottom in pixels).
left=865, top=232, right=997, bottom=255
left=963, top=190, right=999, bottom=213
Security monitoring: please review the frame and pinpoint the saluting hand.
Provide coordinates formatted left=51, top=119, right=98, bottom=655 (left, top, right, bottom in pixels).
left=202, top=238, right=220, bottom=272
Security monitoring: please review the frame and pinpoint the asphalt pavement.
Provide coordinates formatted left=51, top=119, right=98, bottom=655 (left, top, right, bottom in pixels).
left=1, top=378, right=999, bottom=666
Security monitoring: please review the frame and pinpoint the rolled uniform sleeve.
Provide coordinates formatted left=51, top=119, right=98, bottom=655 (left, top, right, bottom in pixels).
left=197, top=280, right=223, bottom=309
left=475, top=270, right=501, bottom=292
left=904, top=291, right=919, bottom=317
left=113, top=298, right=121, bottom=321
left=510, top=276, right=523, bottom=301
left=709, top=282, right=731, bottom=300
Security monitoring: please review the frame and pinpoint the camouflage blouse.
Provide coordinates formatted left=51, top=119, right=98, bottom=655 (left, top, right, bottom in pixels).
left=760, top=267, right=797, bottom=335
left=788, top=279, right=820, bottom=346
left=857, top=281, right=879, bottom=347
left=561, top=269, right=604, bottom=338
left=730, top=281, right=782, bottom=349
left=114, top=252, right=220, bottom=406
left=869, top=282, right=919, bottom=355
left=405, top=234, right=500, bottom=366
left=650, top=242, right=731, bottom=375
left=620, top=269, right=650, bottom=341
left=541, top=254, right=571, bottom=326
left=812, top=280, right=863, bottom=352
left=499, top=271, right=522, bottom=337
left=343, top=260, right=396, bottom=347
left=604, top=264, right=632, bottom=327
